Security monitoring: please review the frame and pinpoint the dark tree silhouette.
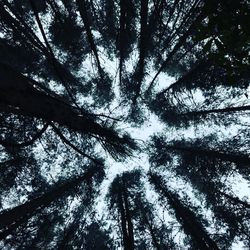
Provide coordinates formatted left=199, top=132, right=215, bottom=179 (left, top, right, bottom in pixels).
left=0, top=0, right=249, bottom=249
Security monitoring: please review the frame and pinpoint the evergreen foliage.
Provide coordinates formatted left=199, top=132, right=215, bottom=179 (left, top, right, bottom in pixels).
left=0, top=0, right=249, bottom=249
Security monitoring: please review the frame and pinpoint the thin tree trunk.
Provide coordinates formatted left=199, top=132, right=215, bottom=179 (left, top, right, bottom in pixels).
left=218, top=191, right=250, bottom=209
left=118, top=189, right=130, bottom=250
left=29, top=0, right=81, bottom=107
left=133, top=0, right=148, bottom=102
left=159, top=59, right=209, bottom=95
left=0, top=2, right=46, bottom=53
left=118, top=0, right=126, bottom=85
left=165, top=144, right=250, bottom=166
left=160, top=0, right=201, bottom=55
left=46, top=0, right=65, bottom=27
left=181, top=104, right=250, bottom=117
left=122, top=187, right=135, bottom=250
left=1, top=1, right=81, bottom=107
left=76, top=0, right=103, bottom=77
left=146, top=8, right=205, bottom=93
left=142, top=210, right=161, bottom=250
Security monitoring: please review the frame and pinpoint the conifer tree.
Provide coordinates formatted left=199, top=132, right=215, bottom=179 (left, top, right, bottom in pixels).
left=0, top=0, right=249, bottom=248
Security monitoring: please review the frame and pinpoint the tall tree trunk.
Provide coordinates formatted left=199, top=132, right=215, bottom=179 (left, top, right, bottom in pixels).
left=165, top=144, right=250, bottom=166
left=141, top=209, right=161, bottom=250
left=0, top=63, right=136, bottom=155
left=118, top=0, right=126, bottom=85
left=146, top=7, right=205, bottom=93
left=218, top=191, right=250, bottom=209
left=29, top=0, right=81, bottom=107
left=76, top=0, right=103, bottom=77
left=160, top=0, right=201, bottom=54
left=159, top=59, right=210, bottom=95
left=149, top=172, right=219, bottom=250
left=122, top=185, right=135, bottom=250
left=1, top=1, right=81, bottom=106
left=117, top=189, right=130, bottom=250
left=133, top=0, right=148, bottom=102
left=0, top=171, right=94, bottom=240
left=0, top=2, right=46, bottom=53
left=181, top=105, right=250, bottom=117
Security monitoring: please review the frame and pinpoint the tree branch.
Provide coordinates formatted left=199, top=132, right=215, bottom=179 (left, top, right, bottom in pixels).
left=50, top=122, right=103, bottom=166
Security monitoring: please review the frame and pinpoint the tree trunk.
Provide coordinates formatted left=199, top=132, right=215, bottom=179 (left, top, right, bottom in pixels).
left=165, top=144, right=250, bottom=166
left=141, top=210, right=161, bottom=250
left=0, top=63, right=135, bottom=154
left=122, top=186, right=135, bottom=250
left=146, top=8, right=205, bottom=93
left=133, top=0, right=149, bottom=102
left=149, top=173, right=219, bottom=250
left=159, top=59, right=210, bottom=95
left=118, top=0, right=126, bottom=85
left=76, top=0, right=103, bottom=76
left=0, top=171, right=94, bottom=239
left=117, top=189, right=130, bottom=250
left=181, top=105, right=250, bottom=117
left=0, top=2, right=46, bottom=53
left=218, top=191, right=250, bottom=209
left=1, top=1, right=81, bottom=105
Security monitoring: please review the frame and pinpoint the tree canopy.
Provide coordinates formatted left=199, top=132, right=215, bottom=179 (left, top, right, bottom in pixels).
left=0, top=0, right=249, bottom=249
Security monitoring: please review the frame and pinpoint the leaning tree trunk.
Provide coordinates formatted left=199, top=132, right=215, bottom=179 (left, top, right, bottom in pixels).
left=0, top=63, right=136, bottom=155
left=146, top=6, right=206, bottom=93
left=140, top=205, right=161, bottom=250
left=217, top=190, right=250, bottom=209
left=149, top=172, right=219, bottom=250
left=118, top=0, right=126, bottom=85
left=76, top=0, right=103, bottom=77
left=0, top=1, right=82, bottom=105
left=0, top=170, right=94, bottom=240
left=159, top=59, right=211, bottom=95
left=164, top=144, right=250, bottom=167
left=180, top=105, right=250, bottom=118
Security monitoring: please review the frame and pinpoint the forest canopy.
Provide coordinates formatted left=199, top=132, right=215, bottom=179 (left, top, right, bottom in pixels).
left=0, top=0, right=249, bottom=249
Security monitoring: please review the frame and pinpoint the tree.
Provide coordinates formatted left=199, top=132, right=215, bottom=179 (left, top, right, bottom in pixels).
left=0, top=0, right=249, bottom=249
left=107, top=170, right=176, bottom=249
left=0, top=164, right=104, bottom=240
left=148, top=135, right=250, bottom=246
left=148, top=171, right=219, bottom=250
